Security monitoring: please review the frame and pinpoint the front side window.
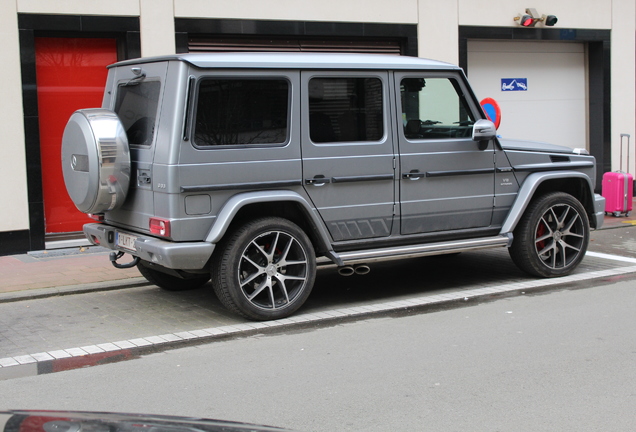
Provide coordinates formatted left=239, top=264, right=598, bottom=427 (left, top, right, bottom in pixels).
left=308, top=77, right=384, bottom=143
left=115, top=81, right=161, bottom=146
left=194, top=78, right=289, bottom=147
left=400, top=77, right=475, bottom=140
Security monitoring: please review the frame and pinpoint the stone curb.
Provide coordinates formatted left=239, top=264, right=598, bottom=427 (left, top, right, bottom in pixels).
left=0, top=277, right=151, bottom=304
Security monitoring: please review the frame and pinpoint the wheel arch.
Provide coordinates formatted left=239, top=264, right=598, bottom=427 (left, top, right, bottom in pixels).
left=205, top=190, right=333, bottom=256
left=501, top=172, right=597, bottom=235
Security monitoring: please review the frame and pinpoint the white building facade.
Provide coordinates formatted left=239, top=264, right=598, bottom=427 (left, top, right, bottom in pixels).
left=0, top=0, right=634, bottom=255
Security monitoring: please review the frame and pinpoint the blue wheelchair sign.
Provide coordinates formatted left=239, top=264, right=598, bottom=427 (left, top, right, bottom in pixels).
left=501, top=78, right=528, bottom=91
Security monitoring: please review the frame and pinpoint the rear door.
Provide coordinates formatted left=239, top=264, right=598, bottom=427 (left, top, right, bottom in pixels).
left=395, top=72, right=495, bottom=235
left=105, top=62, right=168, bottom=230
left=300, top=71, right=396, bottom=242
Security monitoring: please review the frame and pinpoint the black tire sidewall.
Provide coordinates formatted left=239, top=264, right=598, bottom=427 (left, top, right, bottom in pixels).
left=510, top=192, right=590, bottom=277
left=211, top=217, right=316, bottom=320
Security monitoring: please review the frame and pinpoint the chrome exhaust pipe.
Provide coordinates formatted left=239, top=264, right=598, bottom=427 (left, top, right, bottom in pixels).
left=337, top=266, right=355, bottom=277
left=354, top=264, right=370, bottom=275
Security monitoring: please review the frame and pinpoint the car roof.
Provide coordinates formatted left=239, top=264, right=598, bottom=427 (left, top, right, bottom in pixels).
left=110, top=52, right=460, bottom=71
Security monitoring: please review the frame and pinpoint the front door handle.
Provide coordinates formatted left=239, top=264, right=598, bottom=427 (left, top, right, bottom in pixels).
left=305, top=175, right=331, bottom=186
left=402, top=170, right=422, bottom=180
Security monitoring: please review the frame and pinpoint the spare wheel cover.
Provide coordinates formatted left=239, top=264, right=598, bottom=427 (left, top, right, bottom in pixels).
left=61, top=108, right=131, bottom=214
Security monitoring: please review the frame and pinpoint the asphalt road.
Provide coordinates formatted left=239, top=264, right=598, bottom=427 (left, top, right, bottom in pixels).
left=0, top=276, right=634, bottom=432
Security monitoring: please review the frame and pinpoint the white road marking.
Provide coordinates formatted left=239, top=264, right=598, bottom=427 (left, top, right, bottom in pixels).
left=585, top=251, right=636, bottom=264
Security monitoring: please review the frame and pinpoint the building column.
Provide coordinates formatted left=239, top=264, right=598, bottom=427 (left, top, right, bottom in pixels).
left=417, top=0, right=459, bottom=64
left=0, top=0, right=30, bottom=245
left=140, top=0, right=176, bottom=57
left=610, top=0, right=636, bottom=171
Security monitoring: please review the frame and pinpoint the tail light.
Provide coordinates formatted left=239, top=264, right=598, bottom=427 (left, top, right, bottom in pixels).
left=88, top=213, right=104, bottom=222
left=149, top=217, right=171, bottom=237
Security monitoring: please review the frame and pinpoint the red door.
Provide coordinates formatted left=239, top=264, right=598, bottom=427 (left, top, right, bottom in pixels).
left=35, top=37, right=118, bottom=233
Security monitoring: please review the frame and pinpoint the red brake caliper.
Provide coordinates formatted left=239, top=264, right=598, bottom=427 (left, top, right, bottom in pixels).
left=536, top=221, right=547, bottom=251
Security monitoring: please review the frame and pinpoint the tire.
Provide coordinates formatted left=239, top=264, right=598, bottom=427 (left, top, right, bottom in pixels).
left=509, top=192, right=590, bottom=278
left=61, top=108, right=131, bottom=214
left=137, top=261, right=210, bottom=291
left=211, top=217, right=316, bottom=320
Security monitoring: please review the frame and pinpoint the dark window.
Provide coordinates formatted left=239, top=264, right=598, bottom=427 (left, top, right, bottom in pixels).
left=115, top=81, right=161, bottom=146
left=400, top=77, right=475, bottom=140
left=194, top=79, right=289, bottom=146
left=308, top=77, right=383, bottom=143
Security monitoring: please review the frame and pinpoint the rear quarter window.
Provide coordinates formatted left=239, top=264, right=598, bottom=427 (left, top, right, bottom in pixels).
left=194, top=78, right=289, bottom=147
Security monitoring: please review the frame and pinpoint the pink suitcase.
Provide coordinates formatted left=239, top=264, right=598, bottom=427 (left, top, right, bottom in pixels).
left=602, top=171, right=633, bottom=216
left=602, top=133, right=633, bottom=217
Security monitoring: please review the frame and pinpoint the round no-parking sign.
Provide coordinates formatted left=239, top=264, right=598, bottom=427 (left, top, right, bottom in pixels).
left=480, top=97, right=501, bottom=129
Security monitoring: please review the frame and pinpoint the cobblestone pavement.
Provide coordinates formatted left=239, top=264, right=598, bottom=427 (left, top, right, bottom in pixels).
left=2, top=242, right=636, bottom=378
left=1, top=212, right=635, bottom=379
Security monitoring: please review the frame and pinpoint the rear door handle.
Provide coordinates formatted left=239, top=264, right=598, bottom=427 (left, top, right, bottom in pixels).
left=305, top=175, right=331, bottom=186
left=402, top=170, right=422, bottom=180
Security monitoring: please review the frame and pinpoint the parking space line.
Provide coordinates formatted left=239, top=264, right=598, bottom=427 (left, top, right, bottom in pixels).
left=585, top=251, right=636, bottom=264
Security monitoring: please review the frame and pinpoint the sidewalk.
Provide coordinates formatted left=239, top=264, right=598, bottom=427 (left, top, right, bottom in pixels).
left=1, top=208, right=635, bottom=301
left=0, top=246, right=146, bottom=299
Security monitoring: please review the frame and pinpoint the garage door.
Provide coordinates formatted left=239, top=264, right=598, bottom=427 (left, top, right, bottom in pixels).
left=467, top=40, right=587, bottom=150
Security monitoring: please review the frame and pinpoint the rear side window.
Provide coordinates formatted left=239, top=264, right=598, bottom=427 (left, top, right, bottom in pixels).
left=308, top=77, right=384, bottom=143
left=194, top=78, right=289, bottom=147
left=115, top=81, right=161, bottom=146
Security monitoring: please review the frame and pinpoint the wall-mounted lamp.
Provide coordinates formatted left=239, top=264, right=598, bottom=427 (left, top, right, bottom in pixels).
left=514, top=8, right=558, bottom=27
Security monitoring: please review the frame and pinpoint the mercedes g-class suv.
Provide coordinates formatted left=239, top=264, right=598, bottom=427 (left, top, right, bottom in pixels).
left=61, top=52, right=605, bottom=320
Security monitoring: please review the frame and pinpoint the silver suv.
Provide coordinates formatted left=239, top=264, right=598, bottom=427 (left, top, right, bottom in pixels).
left=61, top=52, right=605, bottom=320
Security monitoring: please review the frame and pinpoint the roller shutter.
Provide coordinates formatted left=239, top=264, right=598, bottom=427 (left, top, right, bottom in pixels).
left=188, top=37, right=402, bottom=55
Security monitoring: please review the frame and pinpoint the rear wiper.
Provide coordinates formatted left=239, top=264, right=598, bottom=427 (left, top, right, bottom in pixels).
left=123, top=67, right=146, bottom=86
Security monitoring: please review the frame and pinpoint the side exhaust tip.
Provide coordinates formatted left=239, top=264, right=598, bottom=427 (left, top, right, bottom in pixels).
left=337, top=264, right=371, bottom=276
left=338, top=266, right=355, bottom=277
left=354, top=264, right=371, bottom=275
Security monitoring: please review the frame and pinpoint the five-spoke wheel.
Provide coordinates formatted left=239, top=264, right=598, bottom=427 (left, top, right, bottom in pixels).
left=510, top=192, right=589, bottom=277
left=211, top=217, right=316, bottom=320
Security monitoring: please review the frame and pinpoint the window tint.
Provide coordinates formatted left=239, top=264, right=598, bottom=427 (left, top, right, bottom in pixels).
left=194, top=79, right=289, bottom=146
left=400, top=77, right=475, bottom=140
left=308, top=77, right=383, bottom=143
left=115, top=81, right=161, bottom=146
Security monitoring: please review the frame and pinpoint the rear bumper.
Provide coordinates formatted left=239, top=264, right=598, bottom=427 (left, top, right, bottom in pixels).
left=593, top=193, right=606, bottom=229
left=84, top=223, right=215, bottom=270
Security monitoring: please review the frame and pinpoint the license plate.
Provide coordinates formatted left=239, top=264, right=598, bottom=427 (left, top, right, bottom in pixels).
left=116, top=232, right=137, bottom=252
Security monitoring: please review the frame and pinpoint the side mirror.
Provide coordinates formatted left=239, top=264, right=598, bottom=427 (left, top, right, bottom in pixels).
left=472, top=119, right=497, bottom=150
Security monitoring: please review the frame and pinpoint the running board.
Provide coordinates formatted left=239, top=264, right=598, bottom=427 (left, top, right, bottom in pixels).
left=318, top=234, right=512, bottom=267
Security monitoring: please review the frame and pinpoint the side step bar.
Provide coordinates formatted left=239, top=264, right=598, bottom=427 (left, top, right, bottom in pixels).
left=318, top=234, right=512, bottom=267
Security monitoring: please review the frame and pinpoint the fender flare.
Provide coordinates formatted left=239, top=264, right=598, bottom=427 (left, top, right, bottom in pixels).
left=204, top=190, right=334, bottom=253
left=499, top=171, right=595, bottom=235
